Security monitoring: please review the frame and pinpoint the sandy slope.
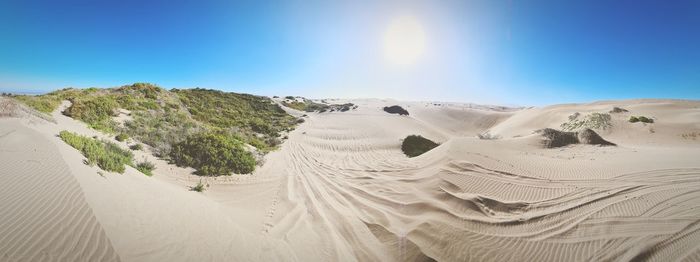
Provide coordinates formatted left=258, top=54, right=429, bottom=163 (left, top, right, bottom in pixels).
left=1, top=99, right=296, bottom=261
left=234, top=99, right=700, bottom=261
left=2, top=97, right=700, bottom=261
left=0, top=118, right=120, bottom=262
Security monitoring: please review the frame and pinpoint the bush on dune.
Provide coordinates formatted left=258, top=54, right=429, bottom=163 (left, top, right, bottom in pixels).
left=13, top=88, right=92, bottom=114
left=123, top=110, right=200, bottom=157
left=13, top=95, right=62, bottom=113
left=174, top=88, right=297, bottom=147
left=63, top=95, right=120, bottom=132
left=384, top=105, right=409, bottom=116
left=630, top=116, right=654, bottom=123
left=135, top=160, right=156, bottom=176
left=610, top=107, right=629, bottom=113
left=115, top=133, right=129, bottom=142
left=537, top=128, right=579, bottom=148
left=282, top=101, right=308, bottom=111
left=27, top=84, right=301, bottom=177
left=560, top=112, right=611, bottom=131
left=537, top=128, right=615, bottom=148
left=59, top=130, right=133, bottom=173
left=191, top=180, right=206, bottom=192
left=281, top=97, right=356, bottom=113
left=401, top=135, right=439, bottom=157
left=170, top=131, right=256, bottom=176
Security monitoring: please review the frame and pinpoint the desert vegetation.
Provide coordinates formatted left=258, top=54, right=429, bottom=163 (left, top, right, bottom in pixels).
left=15, top=83, right=301, bottom=176
left=169, top=131, right=256, bottom=176
left=59, top=130, right=133, bottom=173
left=681, top=132, right=699, bottom=140
left=477, top=131, right=501, bottom=140
left=115, top=133, right=129, bottom=142
left=63, top=95, right=121, bottom=132
left=281, top=97, right=356, bottom=113
left=11, top=90, right=73, bottom=113
left=401, top=135, right=439, bottom=157
left=135, top=160, right=156, bottom=176
left=629, top=116, right=654, bottom=123
left=560, top=112, right=612, bottom=131
left=537, top=128, right=615, bottom=148
left=0, top=97, right=20, bottom=118
left=609, top=107, right=629, bottom=113
left=282, top=100, right=308, bottom=111
left=190, top=180, right=207, bottom=192
left=175, top=88, right=294, bottom=137
left=383, top=105, right=409, bottom=115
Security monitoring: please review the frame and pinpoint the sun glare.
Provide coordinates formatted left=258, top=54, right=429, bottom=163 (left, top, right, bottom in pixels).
left=383, top=15, right=426, bottom=66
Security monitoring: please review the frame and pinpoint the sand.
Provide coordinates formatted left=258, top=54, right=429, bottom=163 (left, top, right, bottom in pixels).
left=1, top=97, right=700, bottom=261
left=0, top=118, right=120, bottom=261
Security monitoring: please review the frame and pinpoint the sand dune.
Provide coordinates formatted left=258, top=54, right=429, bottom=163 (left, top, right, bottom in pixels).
left=2, top=97, right=699, bottom=261
left=0, top=118, right=120, bottom=262
left=241, top=99, right=700, bottom=261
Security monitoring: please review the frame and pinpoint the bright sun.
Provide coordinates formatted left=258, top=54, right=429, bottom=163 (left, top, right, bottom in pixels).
left=383, top=15, right=426, bottom=66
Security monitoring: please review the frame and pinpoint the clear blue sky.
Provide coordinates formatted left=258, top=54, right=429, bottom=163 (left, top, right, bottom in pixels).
left=1, top=0, right=698, bottom=105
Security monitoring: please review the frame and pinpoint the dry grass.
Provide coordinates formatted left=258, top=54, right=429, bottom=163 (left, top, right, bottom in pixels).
left=0, top=97, right=56, bottom=123
left=561, top=112, right=612, bottom=131
left=681, top=132, right=699, bottom=140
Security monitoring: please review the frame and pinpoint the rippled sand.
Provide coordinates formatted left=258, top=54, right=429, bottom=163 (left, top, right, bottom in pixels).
left=2, top=97, right=700, bottom=261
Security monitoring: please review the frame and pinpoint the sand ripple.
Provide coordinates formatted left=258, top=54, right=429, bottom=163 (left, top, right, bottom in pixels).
left=255, top=105, right=700, bottom=261
left=0, top=120, right=120, bottom=262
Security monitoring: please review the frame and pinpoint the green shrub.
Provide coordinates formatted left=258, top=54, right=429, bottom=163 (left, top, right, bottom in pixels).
left=304, top=102, right=330, bottom=112
left=401, top=135, right=439, bottom=157
left=14, top=88, right=100, bottom=114
left=116, top=83, right=162, bottom=99
left=247, top=137, right=268, bottom=151
left=129, top=144, right=143, bottom=150
left=123, top=110, right=199, bottom=157
left=384, top=105, right=409, bottom=115
left=282, top=101, right=307, bottom=111
left=610, top=107, right=629, bottom=113
left=174, top=88, right=297, bottom=147
left=63, top=96, right=119, bottom=132
left=170, top=131, right=256, bottom=176
left=560, top=112, right=611, bottom=131
left=28, top=85, right=299, bottom=176
left=13, top=95, right=62, bottom=113
left=191, top=180, right=206, bottom=192
left=282, top=99, right=352, bottom=113
left=134, top=160, right=156, bottom=176
left=638, top=116, right=654, bottom=123
left=629, top=116, right=654, bottom=123
left=59, top=130, right=133, bottom=173
left=115, top=133, right=129, bottom=142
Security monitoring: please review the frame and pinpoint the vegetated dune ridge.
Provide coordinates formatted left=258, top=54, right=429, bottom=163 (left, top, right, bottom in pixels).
left=3, top=96, right=700, bottom=261
left=0, top=98, right=296, bottom=262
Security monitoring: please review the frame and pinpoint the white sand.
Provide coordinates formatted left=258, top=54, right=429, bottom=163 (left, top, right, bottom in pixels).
left=0, top=118, right=119, bottom=261
left=2, top=97, right=700, bottom=261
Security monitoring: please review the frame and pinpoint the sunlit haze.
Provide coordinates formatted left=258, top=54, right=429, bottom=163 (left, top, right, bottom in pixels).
left=383, top=15, right=426, bottom=66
